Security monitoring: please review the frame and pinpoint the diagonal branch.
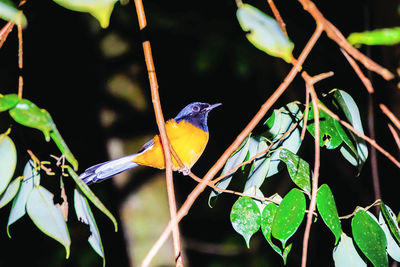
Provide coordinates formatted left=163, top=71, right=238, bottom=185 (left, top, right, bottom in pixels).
left=133, top=0, right=183, bottom=265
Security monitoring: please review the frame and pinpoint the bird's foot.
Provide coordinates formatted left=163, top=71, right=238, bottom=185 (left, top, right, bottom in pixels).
left=178, top=167, right=191, bottom=176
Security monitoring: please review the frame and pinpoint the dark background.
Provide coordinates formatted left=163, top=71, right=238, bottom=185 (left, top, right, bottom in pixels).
left=1, top=0, right=400, bottom=266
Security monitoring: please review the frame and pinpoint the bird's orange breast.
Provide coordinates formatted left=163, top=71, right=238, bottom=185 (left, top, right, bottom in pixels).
left=132, top=119, right=209, bottom=170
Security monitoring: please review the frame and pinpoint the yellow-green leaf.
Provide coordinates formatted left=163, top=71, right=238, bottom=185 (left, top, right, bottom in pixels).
left=52, top=0, right=118, bottom=28
left=0, top=0, right=27, bottom=27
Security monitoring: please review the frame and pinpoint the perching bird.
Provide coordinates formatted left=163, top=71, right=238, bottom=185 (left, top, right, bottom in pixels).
left=79, top=102, right=221, bottom=184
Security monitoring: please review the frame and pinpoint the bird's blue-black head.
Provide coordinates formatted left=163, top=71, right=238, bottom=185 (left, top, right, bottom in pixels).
left=174, top=102, right=221, bottom=132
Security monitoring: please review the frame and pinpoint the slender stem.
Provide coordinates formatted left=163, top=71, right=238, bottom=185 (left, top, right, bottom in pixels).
left=300, top=90, right=310, bottom=140
left=340, top=48, right=374, bottom=94
left=368, top=95, right=381, bottom=214
left=267, top=0, right=287, bottom=37
left=141, top=25, right=323, bottom=267
left=380, top=104, right=400, bottom=131
left=388, top=124, right=400, bottom=151
left=300, top=72, right=320, bottom=267
left=133, top=0, right=183, bottom=265
left=0, top=22, right=14, bottom=48
left=298, top=0, right=394, bottom=80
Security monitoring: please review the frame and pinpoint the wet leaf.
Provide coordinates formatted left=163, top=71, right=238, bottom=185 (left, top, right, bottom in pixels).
left=380, top=202, right=400, bottom=246
left=333, top=232, right=367, bottom=267
left=348, top=27, right=400, bottom=46
left=7, top=160, right=40, bottom=236
left=261, top=203, right=285, bottom=262
left=279, top=149, right=311, bottom=195
left=0, top=0, right=27, bottom=27
left=66, top=166, right=118, bottom=232
left=316, top=184, right=342, bottom=245
left=331, top=89, right=368, bottom=173
left=26, top=185, right=71, bottom=258
left=52, top=0, right=118, bottom=28
left=74, top=188, right=105, bottom=265
left=272, top=188, right=306, bottom=247
left=0, top=131, right=17, bottom=194
left=0, top=94, right=19, bottom=112
left=0, top=177, right=22, bottom=208
left=230, top=196, right=261, bottom=248
left=209, top=136, right=251, bottom=205
left=9, top=98, right=78, bottom=170
left=236, top=4, right=294, bottom=63
left=352, top=209, right=388, bottom=267
left=307, top=101, right=349, bottom=149
left=379, top=207, right=400, bottom=262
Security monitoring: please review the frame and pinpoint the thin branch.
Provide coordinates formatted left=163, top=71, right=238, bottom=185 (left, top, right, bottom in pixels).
left=368, top=95, right=380, bottom=214
left=301, top=90, right=310, bottom=140
left=0, top=22, right=14, bottom=48
left=340, top=48, right=374, bottom=94
left=133, top=0, right=183, bottom=265
left=318, top=104, right=400, bottom=168
left=339, top=199, right=381, bottom=220
left=380, top=104, right=400, bottom=131
left=141, top=25, right=323, bottom=267
left=388, top=124, right=400, bottom=151
left=298, top=0, right=394, bottom=80
left=300, top=72, right=321, bottom=267
left=267, top=0, right=287, bottom=37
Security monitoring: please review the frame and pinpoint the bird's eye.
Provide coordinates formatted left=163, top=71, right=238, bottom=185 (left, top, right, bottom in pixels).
left=192, top=105, right=200, bottom=112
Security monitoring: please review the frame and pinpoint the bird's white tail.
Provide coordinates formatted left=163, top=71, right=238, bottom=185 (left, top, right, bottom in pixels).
left=79, top=154, right=138, bottom=184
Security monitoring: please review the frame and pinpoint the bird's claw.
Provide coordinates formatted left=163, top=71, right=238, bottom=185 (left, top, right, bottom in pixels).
left=178, top=167, right=191, bottom=176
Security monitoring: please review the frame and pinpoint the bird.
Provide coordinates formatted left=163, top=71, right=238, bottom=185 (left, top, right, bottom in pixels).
left=79, top=102, right=221, bottom=184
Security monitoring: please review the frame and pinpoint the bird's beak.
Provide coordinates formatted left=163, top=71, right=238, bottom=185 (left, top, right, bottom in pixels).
left=206, top=103, right=222, bottom=111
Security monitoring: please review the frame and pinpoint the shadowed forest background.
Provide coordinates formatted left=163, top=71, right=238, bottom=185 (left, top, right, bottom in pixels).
left=1, top=0, right=400, bottom=266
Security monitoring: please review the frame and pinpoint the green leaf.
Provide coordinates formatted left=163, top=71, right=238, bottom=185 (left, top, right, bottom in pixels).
left=0, top=0, right=27, bottom=27
left=316, top=184, right=342, bottom=245
left=209, top=136, right=251, bottom=205
left=74, top=188, right=105, bottom=265
left=0, top=131, right=17, bottom=195
left=26, top=185, right=71, bottom=258
left=352, top=209, right=388, bottom=267
left=332, top=89, right=368, bottom=172
left=380, top=202, right=400, bottom=247
left=261, top=203, right=284, bottom=262
left=230, top=196, right=261, bottom=248
left=0, top=94, right=19, bottom=112
left=52, top=0, right=118, bottom=28
left=379, top=207, right=400, bottom=262
left=264, top=102, right=303, bottom=178
left=307, top=101, right=349, bottom=149
left=272, top=188, right=306, bottom=247
left=244, top=138, right=270, bottom=191
left=348, top=27, right=400, bottom=46
left=279, top=149, right=311, bottom=196
left=333, top=232, right=367, bottom=267
left=66, top=166, right=118, bottom=232
left=0, top=177, right=22, bottom=208
left=7, top=160, right=39, bottom=236
left=9, top=99, right=78, bottom=170
left=236, top=4, right=294, bottom=63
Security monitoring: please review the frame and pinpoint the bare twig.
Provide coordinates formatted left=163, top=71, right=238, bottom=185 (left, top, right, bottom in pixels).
left=300, top=72, right=321, bottom=267
left=339, top=199, right=381, bottom=220
left=298, top=0, right=394, bottom=80
left=380, top=104, right=400, bottom=131
left=141, top=25, right=323, bottom=267
left=300, top=90, right=310, bottom=140
left=388, top=124, right=400, bottom=151
left=340, top=48, right=374, bottom=94
left=368, top=96, right=380, bottom=214
left=267, top=0, right=287, bottom=37
left=133, top=0, right=182, bottom=265
left=0, top=22, right=14, bottom=48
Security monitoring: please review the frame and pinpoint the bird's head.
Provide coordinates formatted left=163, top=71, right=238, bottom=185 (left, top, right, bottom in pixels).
left=174, top=102, right=221, bottom=132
